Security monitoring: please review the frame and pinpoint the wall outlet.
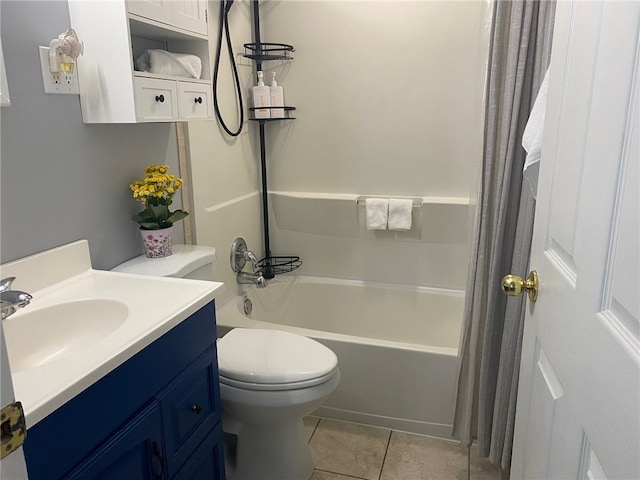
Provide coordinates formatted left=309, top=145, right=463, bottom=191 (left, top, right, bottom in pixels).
left=39, top=46, right=79, bottom=95
left=62, top=72, right=74, bottom=85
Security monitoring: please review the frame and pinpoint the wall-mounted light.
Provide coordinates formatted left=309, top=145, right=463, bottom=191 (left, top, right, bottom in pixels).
left=48, top=28, right=83, bottom=75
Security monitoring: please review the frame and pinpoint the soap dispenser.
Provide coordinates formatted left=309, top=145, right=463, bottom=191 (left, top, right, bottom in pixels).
left=252, top=71, right=271, bottom=119
left=269, top=72, right=285, bottom=119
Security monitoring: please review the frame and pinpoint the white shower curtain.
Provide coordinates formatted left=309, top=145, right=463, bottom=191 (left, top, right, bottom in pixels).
left=452, top=0, right=556, bottom=469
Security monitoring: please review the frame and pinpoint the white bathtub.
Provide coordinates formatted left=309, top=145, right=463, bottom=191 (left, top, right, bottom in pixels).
left=215, top=275, right=464, bottom=438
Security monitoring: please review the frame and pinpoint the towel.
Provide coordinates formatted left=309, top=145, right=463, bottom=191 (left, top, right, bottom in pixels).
left=135, top=49, right=202, bottom=79
left=388, top=198, right=413, bottom=231
left=522, top=69, right=549, bottom=199
left=365, top=198, right=389, bottom=230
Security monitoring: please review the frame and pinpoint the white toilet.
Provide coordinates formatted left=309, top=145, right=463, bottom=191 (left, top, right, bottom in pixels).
left=113, top=245, right=340, bottom=480
left=218, top=327, right=340, bottom=480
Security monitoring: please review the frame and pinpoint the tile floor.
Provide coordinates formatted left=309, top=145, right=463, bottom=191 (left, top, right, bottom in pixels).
left=304, top=417, right=508, bottom=480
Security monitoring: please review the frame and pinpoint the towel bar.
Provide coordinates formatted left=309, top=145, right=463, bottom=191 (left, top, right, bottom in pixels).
left=355, top=196, right=423, bottom=208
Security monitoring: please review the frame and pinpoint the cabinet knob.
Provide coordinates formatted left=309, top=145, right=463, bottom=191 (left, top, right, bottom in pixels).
left=155, top=95, right=165, bottom=103
left=191, top=404, right=203, bottom=415
left=194, top=96, right=203, bottom=104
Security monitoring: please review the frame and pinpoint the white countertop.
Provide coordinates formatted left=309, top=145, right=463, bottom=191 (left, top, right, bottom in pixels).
left=1, top=241, right=224, bottom=427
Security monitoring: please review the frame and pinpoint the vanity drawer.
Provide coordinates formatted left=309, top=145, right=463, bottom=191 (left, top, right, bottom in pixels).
left=158, top=345, right=221, bottom=477
left=177, top=82, right=212, bottom=119
left=134, top=77, right=178, bottom=121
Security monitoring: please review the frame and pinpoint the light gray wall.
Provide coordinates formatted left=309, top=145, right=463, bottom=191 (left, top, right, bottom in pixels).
left=0, top=0, right=184, bottom=270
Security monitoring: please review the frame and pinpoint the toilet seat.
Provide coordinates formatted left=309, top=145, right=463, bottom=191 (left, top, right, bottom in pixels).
left=219, top=367, right=338, bottom=391
left=217, top=328, right=338, bottom=390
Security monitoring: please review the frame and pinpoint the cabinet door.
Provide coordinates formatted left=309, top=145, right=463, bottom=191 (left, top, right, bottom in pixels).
left=65, top=404, right=164, bottom=480
left=170, top=0, right=207, bottom=36
left=173, top=424, right=225, bottom=480
left=159, top=346, right=221, bottom=477
left=128, top=0, right=173, bottom=25
left=177, top=82, right=212, bottom=119
left=128, top=0, right=206, bottom=35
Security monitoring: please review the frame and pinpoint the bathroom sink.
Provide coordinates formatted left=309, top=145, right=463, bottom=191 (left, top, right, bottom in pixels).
left=3, top=299, right=128, bottom=372
left=0, top=240, right=224, bottom=427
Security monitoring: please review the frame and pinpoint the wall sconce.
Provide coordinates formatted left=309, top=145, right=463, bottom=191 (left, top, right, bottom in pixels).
left=48, top=28, right=84, bottom=75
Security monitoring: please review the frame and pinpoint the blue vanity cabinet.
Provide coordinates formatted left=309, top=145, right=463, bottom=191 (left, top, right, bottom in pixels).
left=173, top=423, right=225, bottom=479
left=23, top=301, right=225, bottom=480
left=64, top=404, right=165, bottom=479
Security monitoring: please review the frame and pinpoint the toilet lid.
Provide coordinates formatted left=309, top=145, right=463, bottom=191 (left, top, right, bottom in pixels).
left=217, top=328, right=338, bottom=385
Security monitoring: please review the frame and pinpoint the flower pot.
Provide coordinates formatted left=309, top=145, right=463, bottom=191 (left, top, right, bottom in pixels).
left=140, top=226, right=173, bottom=258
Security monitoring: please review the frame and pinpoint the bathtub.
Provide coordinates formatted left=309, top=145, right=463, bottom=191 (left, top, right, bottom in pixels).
left=215, top=275, right=464, bottom=439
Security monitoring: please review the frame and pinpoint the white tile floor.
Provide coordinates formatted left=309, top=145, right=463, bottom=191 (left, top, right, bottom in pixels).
left=305, top=417, right=508, bottom=480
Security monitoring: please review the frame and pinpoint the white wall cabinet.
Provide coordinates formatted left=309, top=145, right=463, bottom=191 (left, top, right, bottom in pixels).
left=128, top=0, right=208, bottom=36
left=68, top=0, right=212, bottom=123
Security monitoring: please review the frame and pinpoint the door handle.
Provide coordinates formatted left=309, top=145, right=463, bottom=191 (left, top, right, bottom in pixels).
left=501, top=270, right=538, bottom=302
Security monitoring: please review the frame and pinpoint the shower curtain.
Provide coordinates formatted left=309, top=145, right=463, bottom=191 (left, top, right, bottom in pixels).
left=452, top=0, right=556, bottom=469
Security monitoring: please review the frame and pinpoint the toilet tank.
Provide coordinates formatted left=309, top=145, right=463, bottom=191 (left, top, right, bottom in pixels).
left=111, top=244, right=217, bottom=280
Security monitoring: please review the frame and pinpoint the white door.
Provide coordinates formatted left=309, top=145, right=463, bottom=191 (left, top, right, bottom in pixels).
left=0, top=325, right=28, bottom=479
left=511, top=2, right=640, bottom=479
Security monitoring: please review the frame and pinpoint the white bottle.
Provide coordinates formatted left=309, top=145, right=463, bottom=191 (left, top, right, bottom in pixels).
left=269, top=72, right=285, bottom=119
left=252, top=71, right=271, bottom=119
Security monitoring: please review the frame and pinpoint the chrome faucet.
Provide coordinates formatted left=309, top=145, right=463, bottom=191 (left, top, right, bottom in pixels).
left=240, top=249, right=259, bottom=272
left=0, top=277, right=33, bottom=320
left=230, top=238, right=267, bottom=288
left=236, top=271, right=266, bottom=288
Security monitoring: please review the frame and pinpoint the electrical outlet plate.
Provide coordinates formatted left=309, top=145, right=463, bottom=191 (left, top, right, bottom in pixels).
left=39, top=46, right=79, bottom=95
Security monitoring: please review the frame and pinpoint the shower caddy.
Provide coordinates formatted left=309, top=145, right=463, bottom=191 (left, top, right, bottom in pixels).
left=245, top=0, right=301, bottom=279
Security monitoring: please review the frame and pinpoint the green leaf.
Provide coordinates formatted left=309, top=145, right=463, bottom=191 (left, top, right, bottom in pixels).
left=166, top=210, right=189, bottom=224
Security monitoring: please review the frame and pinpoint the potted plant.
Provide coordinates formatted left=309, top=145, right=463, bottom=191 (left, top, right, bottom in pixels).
left=130, top=164, right=189, bottom=258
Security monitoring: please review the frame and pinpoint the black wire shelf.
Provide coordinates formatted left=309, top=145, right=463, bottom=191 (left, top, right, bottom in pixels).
left=243, top=42, right=295, bottom=61
left=258, top=256, right=302, bottom=277
left=248, top=106, right=296, bottom=121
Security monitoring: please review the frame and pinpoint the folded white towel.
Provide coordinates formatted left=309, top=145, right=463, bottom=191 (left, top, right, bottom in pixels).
left=135, top=49, right=202, bottom=79
left=388, top=198, right=413, bottom=231
left=522, top=69, right=549, bottom=199
left=365, top=198, right=389, bottom=230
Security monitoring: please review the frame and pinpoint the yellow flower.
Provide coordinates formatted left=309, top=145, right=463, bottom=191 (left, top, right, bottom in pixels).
left=131, top=164, right=189, bottom=229
left=130, top=165, right=185, bottom=205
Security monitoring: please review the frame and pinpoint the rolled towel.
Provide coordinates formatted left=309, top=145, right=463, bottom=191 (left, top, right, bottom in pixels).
left=365, top=198, right=389, bottom=230
left=388, top=198, right=413, bottom=231
left=135, top=49, right=202, bottom=79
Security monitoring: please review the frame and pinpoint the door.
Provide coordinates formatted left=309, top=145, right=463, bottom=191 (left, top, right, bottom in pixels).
left=511, top=2, right=639, bottom=479
left=0, top=325, right=28, bottom=479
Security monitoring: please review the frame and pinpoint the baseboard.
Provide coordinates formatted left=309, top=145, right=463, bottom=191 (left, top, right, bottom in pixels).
left=313, top=406, right=454, bottom=440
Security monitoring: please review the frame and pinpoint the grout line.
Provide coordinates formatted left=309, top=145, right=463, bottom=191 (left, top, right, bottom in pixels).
left=313, top=468, right=365, bottom=479
left=377, top=429, right=393, bottom=480
left=308, top=417, right=321, bottom=442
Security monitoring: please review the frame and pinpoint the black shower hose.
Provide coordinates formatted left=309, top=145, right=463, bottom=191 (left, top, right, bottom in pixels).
left=213, top=0, right=244, bottom=137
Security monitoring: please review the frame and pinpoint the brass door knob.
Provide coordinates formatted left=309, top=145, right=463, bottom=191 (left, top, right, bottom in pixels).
left=501, top=270, right=538, bottom=302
